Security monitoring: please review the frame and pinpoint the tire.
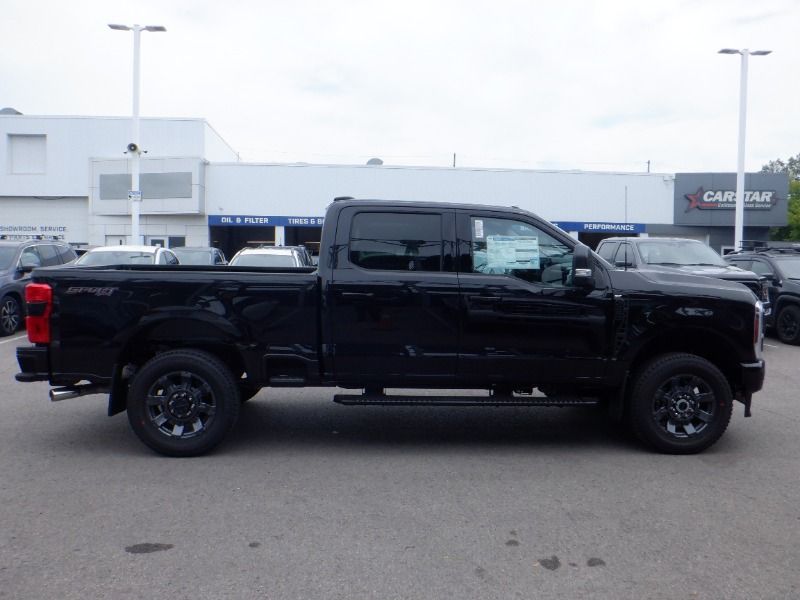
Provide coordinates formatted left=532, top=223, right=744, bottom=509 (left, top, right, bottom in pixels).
left=0, top=295, right=22, bottom=336
left=776, top=305, right=800, bottom=345
left=127, top=350, right=241, bottom=457
left=629, top=353, right=733, bottom=454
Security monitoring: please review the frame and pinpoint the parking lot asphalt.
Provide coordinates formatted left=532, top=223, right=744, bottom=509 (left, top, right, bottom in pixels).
left=1, top=334, right=798, bottom=600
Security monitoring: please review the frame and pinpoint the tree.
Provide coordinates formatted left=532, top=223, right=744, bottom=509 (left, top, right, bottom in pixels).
left=762, top=153, right=800, bottom=240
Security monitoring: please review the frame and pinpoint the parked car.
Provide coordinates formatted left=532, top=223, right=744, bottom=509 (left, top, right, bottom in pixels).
left=596, top=237, right=770, bottom=312
left=725, top=244, right=800, bottom=344
left=0, top=238, right=77, bottom=336
left=228, top=245, right=314, bottom=268
left=75, top=245, right=180, bottom=267
left=171, top=246, right=227, bottom=265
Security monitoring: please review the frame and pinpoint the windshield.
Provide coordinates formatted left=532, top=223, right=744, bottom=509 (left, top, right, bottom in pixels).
left=76, top=251, right=155, bottom=266
left=775, top=257, right=800, bottom=279
left=0, top=247, right=17, bottom=270
left=230, top=253, right=297, bottom=267
left=171, top=249, right=212, bottom=265
left=638, top=241, right=726, bottom=266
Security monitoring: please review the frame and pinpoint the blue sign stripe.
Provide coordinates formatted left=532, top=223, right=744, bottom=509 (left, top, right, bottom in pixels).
left=209, top=215, right=325, bottom=227
left=553, top=221, right=646, bottom=234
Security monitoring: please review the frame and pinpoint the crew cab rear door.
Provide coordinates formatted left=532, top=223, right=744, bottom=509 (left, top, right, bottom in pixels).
left=327, top=206, right=459, bottom=387
left=456, top=210, right=612, bottom=386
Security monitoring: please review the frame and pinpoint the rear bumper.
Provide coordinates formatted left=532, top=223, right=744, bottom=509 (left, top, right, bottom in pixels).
left=15, top=346, right=50, bottom=382
left=740, top=360, right=765, bottom=394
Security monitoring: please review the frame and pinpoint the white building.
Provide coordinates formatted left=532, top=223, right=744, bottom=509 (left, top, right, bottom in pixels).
left=0, top=111, right=788, bottom=258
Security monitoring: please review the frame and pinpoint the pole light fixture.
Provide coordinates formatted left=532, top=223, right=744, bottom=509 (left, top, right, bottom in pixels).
left=718, top=48, right=772, bottom=251
left=108, top=23, right=167, bottom=245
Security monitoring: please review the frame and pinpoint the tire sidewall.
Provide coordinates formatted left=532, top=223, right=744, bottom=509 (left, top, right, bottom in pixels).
left=630, top=353, right=733, bottom=454
left=0, top=295, right=21, bottom=336
left=776, top=305, right=800, bottom=345
left=127, top=350, right=240, bottom=456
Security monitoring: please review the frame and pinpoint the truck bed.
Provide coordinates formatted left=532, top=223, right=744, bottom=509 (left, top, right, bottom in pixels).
left=34, top=264, right=321, bottom=386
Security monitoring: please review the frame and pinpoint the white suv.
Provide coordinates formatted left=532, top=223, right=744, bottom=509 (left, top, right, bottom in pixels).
left=228, top=246, right=314, bottom=268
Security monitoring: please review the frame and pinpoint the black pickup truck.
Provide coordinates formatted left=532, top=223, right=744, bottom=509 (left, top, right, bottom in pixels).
left=16, top=199, right=765, bottom=456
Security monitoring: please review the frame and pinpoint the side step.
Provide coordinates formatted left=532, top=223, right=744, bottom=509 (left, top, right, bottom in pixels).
left=333, top=393, right=599, bottom=407
left=268, top=375, right=306, bottom=386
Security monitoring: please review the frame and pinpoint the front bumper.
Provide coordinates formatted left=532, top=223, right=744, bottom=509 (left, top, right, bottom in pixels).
left=15, top=345, right=50, bottom=382
left=740, top=360, right=765, bottom=394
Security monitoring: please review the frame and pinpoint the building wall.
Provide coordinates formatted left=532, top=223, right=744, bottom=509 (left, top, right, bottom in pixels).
left=0, top=115, right=235, bottom=197
left=1, top=114, right=787, bottom=253
left=205, top=163, right=676, bottom=224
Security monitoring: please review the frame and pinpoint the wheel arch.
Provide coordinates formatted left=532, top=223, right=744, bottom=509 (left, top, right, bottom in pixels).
left=107, top=316, right=251, bottom=416
left=623, top=327, right=744, bottom=397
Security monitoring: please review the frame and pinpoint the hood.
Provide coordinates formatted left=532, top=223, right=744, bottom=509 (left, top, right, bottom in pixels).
left=639, top=263, right=759, bottom=282
left=608, top=269, right=759, bottom=303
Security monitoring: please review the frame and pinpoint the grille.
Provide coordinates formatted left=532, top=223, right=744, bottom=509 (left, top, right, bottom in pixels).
left=739, top=280, right=769, bottom=302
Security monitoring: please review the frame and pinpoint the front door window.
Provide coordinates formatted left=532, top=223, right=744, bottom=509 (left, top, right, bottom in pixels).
left=470, top=217, right=573, bottom=286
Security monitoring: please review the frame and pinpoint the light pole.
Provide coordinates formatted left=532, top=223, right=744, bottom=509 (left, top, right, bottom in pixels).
left=108, top=23, right=167, bottom=245
left=718, top=48, right=771, bottom=251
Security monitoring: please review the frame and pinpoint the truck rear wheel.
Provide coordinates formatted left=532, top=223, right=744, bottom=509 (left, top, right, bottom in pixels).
left=127, top=350, right=241, bottom=457
left=629, top=353, right=733, bottom=454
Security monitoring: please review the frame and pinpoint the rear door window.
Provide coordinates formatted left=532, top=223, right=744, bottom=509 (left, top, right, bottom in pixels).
left=37, top=245, right=61, bottom=267
left=350, top=212, right=442, bottom=272
left=55, top=245, right=77, bottom=264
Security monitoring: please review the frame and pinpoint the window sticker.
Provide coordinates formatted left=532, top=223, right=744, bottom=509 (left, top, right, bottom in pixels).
left=474, top=219, right=484, bottom=240
left=486, top=235, right=540, bottom=269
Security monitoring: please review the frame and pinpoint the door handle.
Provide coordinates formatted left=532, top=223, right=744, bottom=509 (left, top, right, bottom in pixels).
left=339, top=292, right=375, bottom=299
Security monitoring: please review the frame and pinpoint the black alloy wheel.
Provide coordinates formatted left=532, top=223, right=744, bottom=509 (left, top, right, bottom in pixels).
left=776, top=305, right=800, bottom=345
left=127, top=350, right=240, bottom=456
left=0, top=295, right=22, bottom=336
left=629, top=353, right=733, bottom=454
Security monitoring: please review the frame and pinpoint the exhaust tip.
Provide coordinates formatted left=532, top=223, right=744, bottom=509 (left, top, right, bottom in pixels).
left=50, top=388, right=80, bottom=402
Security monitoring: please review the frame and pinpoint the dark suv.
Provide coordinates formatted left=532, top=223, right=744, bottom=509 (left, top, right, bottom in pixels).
left=596, top=237, right=770, bottom=317
left=726, top=244, right=800, bottom=344
left=0, top=239, right=77, bottom=335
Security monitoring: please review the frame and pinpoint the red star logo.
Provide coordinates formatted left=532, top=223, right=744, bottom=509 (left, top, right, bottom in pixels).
left=685, top=187, right=705, bottom=212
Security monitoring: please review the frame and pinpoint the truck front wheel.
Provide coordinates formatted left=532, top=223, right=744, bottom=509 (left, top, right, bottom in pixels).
left=629, top=353, right=733, bottom=454
left=127, top=350, right=241, bottom=457
left=0, top=295, right=21, bottom=336
left=776, top=305, right=800, bottom=345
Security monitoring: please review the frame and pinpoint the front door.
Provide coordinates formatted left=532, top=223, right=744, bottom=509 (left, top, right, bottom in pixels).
left=328, top=207, right=460, bottom=387
left=456, top=211, right=611, bottom=387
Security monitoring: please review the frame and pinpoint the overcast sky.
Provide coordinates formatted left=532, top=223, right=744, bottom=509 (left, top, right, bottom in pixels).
left=2, top=0, right=798, bottom=173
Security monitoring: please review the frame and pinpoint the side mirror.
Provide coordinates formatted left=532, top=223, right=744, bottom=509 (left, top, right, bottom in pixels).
left=615, top=259, right=634, bottom=268
left=572, top=244, right=595, bottom=289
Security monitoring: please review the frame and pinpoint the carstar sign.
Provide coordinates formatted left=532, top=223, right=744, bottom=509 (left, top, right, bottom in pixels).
left=685, top=187, right=778, bottom=211
left=674, top=173, right=788, bottom=227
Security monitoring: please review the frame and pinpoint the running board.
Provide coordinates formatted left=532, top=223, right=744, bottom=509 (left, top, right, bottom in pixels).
left=333, top=394, right=599, bottom=407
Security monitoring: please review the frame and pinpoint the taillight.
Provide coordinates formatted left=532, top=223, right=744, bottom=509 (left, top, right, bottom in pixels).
left=25, top=283, right=52, bottom=344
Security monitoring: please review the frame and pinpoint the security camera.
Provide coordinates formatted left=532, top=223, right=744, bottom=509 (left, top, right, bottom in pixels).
left=127, top=142, right=139, bottom=153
